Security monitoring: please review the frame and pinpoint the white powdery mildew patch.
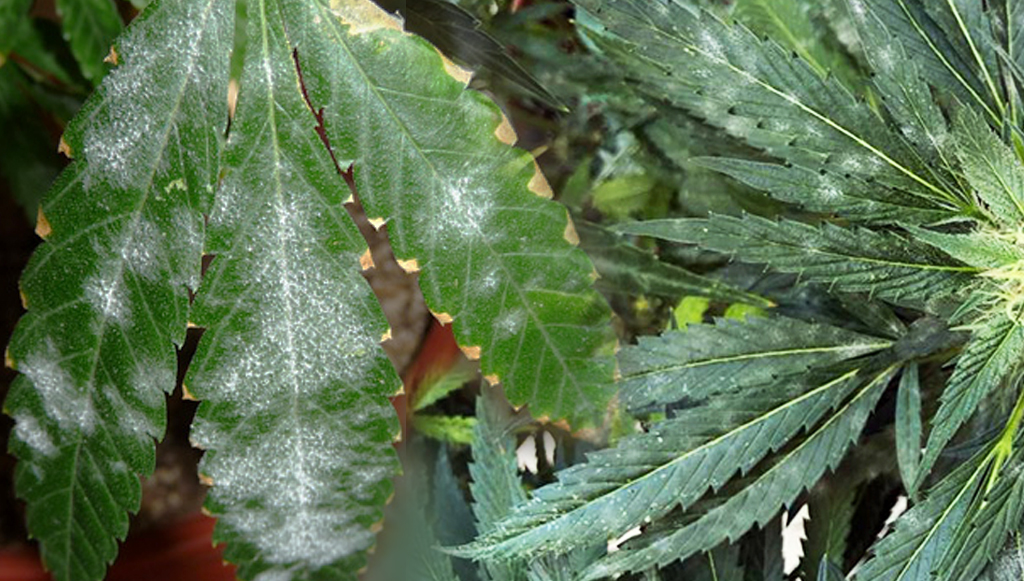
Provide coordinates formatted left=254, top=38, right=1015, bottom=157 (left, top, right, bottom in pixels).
left=84, top=258, right=131, bottom=325
left=169, top=208, right=204, bottom=291
left=120, top=218, right=165, bottom=281
left=81, top=2, right=216, bottom=190
left=132, top=360, right=175, bottom=408
left=12, top=414, right=57, bottom=457
left=102, top=386, right=158, bottom=440
left=496, top=309, right=526, bottom=338
left=20, top=342, right=97, bottom=434
left=436, top=175, right=493, bottom=241
left=211, top=423, right=390, bottom=568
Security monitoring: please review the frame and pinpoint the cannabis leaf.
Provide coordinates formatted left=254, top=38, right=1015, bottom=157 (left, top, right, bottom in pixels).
left=4, top=1, right=231, bottom=578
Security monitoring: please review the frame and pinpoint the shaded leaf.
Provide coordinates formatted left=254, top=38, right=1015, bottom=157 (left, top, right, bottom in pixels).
left=616, top=215, right=976, bottom=312
left=896, top=363, right=923, bottom=494
left=55, top=0, right=123, bottom=83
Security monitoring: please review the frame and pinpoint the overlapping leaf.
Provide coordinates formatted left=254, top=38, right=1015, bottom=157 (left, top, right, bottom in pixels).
left=55, top=0, right=123, bottom=83
left=3, top=1, right=231, bottom=579
left=458, top=363, right=869, bottom=562
left=574, top=0, right=964, bottom=214
left=915, top=311, right=1024, bottom=493
left=581, top=365, right=897, bottom=579
left=281, top=0, right=617, bottom=424
left=182, top=1, right=399, bottom=579
left=618, top=315, right=890, bottom=412
left=616, top=215, right=977, bottom=312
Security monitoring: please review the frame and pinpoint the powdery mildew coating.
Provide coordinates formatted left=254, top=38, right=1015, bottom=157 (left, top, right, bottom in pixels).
left=184, top=5, right=399, bottom=573
left=18, top=341, right=97, bottom=435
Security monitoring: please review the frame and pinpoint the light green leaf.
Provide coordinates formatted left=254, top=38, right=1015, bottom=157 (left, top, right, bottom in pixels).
left=615, top=215, right=977, bottom=311
left=674, top=296, right=711, bottom=328
left=3, top=1, right=232, bottom=579
left=916, top=312, right=1024, bottom=493
left=55, top=0, right=123, bottom=83
left=287, top=0, right=617, bottom=425
left=954, top=106, right=1024, bottom=227
left=618, top=315, right=890, bottom=412
left=413, top=415, right=477, bottom=445
left=903, top=225, right=1024, bottom=270
left=183, top=1, right=399, bottom=578
left=582, top=365, right=898, bottom=579
left=896, top=363, right=923, bottom=493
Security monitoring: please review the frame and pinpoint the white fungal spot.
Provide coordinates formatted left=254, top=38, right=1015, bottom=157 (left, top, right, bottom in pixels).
left=12, top=415, right=57, bottom=457
left=84, top=258, right=130, bottom=324
left=20, top=341, right=96, bottom=434
left=121, top=218, right=163, bottom=280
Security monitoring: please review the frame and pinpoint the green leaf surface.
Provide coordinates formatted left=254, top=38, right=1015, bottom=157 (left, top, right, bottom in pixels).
left=694, top=157, right=949, bottom=224
left=3, top=0, right=232, bottom=579
left=576, top=220, right=772, bottom=307
left=615, top=215, right=977, bottom=312
left=844, top=0, right=997, bottom=123
left=854, top=443, right=992, bottom=581
left=903, top=225, right=1024, bottom=270
left=916, top=312, right=1024, bottom=493
left=459, top=364, right=871, bottom=562
left=954, top=107, right=1024, bottom=227
left=896, top=363, right=923, bottom=493
left=182, top=1, right=400, bottom=579
left=939, top=444, right=1024, bottom=581
left=617, top=315, right=889, bottom=412
left=575, top=0, right=962, bottom=211
left=289, top=0, right=617, bottom=425
left=55, top=0, right=123, bottom=83
left=582, top=365, right=897, bottom=579
left=0, top=0, right=33, bottom=54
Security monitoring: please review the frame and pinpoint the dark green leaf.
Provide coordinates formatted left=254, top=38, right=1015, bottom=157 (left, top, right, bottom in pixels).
left=916, top=312, right=1024, bottom=493
left=615, top=215, right=977, bottom=312
left=582, top=365, right=897, bottom=579
left=896, top=363, right=923, bottom=494
left=55, top=0, right=123, bottom=83
left=4, top=1, right=232, bottom=579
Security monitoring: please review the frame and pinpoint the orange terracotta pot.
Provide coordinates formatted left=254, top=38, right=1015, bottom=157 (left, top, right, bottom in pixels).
left=0, top=513, right=236, bottom=581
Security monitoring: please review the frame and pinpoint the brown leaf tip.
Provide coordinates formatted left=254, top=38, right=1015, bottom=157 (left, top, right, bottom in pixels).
left=360, top=248, right=375, bottom=270
left=4, top=348, right=14, bottom=370
left=494, top=114, right=517, bottom=146
left=529, top=162, right=553, bottom=199
left=459, top=345, right=482, bottom=360
left=563, top=213, right=580, bottom=246
left=103, top=46, right=119, bottom=65
left=380, top=328, right=393, bottom=343
left=431, top=310, right=454, bottom=324
left=483, top=374, right=500, bottom=386
left=34, top=208, right=52, bottom=239
left=57, top=136, right=72, bottom=159
left=367, top=217, right=387, bottom=230
left=397, top=258, right=420, bottom=273
left=181, top=385, right=198, bottom=401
